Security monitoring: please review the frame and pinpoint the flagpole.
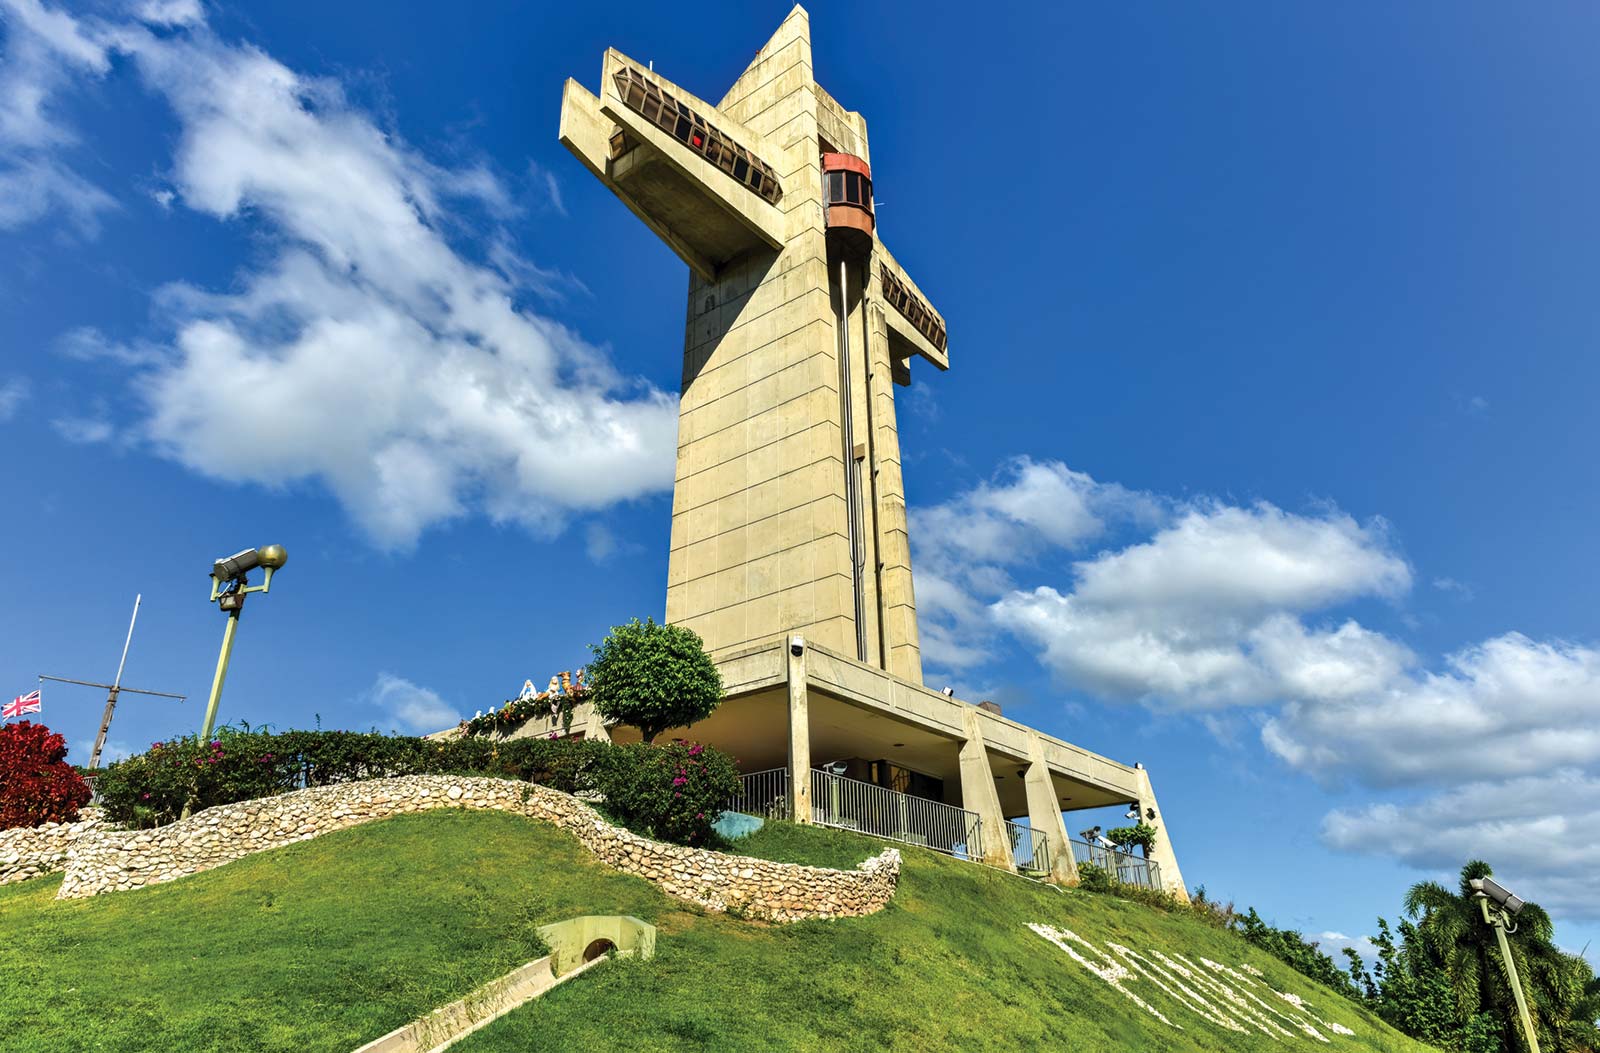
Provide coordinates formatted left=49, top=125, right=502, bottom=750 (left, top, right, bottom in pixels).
left=88, top=594, right=141, bottom=770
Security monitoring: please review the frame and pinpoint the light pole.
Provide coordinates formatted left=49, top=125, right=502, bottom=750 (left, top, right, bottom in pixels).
left=198, top=545, right=288, bottom=744
left=1470, top=876, right=1542, bottom=1053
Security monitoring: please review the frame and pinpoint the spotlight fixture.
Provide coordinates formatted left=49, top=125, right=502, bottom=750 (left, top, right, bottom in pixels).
left=1469, top=876, right=1540, bottom=1051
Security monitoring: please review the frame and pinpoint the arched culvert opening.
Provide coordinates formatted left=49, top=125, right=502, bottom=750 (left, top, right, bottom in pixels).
left=582, top=938, right=617, bottom=963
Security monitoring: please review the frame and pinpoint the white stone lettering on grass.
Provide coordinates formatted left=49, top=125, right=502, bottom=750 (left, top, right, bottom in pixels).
left=1199, top=957, right=1329, bottom=1042
left=1104, top=941, right=1246, bottom=1033
left=1277, top=991, right=1357, bottom=1037
left=1027, top=924, right=1179, bottom=1028
left=1028, top=923, right=1360, bottom=1043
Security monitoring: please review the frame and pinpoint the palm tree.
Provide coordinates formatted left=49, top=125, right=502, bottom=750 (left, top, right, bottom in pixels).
left=1403, top=861, right=1585, bottom=1052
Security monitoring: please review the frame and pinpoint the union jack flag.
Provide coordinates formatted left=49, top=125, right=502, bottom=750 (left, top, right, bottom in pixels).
left=3, top=690, right=41, bottom=720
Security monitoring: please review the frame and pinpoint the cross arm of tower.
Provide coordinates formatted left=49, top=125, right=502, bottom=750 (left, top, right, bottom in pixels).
left=559, top=49, right=787, bottom=281
left=873, top=237, right=950, bottom=375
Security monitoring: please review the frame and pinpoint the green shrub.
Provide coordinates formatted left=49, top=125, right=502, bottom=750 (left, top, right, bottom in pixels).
left=1075, top=861, right=1115, bottom=893
left=588, top=618, right=723, bottom=743
left=595, top=740, right=740, bottom=846
left=92, top=729, right=737, bottom=847
left=92, top=729, right=613, bottom=829
left=1233, top=907, right=1360, bottom=999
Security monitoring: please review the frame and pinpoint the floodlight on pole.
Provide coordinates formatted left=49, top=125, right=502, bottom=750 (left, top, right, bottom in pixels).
left=197, top=545, right=287, bottom=745
left=1470, top=877, right=1542, bottom=1053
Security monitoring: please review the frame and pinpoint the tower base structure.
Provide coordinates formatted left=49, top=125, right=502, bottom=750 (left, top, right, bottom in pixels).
left=508, top=639, right=1187, bottom=898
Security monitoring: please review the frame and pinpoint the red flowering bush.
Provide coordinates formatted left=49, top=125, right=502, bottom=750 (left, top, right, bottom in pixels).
left=595, top=740, right=739, bottom=846
left=0, top=721, right=92, bottom=830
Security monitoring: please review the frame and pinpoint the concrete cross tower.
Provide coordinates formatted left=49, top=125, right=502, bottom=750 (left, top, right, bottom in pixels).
left=560, top=6, right=949, bottom=684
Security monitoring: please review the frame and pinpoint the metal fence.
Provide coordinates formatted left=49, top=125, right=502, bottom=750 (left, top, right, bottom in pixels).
left=1005, top=819, right=1052, bottom=876
left=728, top=767, right=791, bottom=820
left=725, top=767, right=985, bottom=859
left=1068, top=838, right=1163, bottom=889
left=809, top=768, right=984, bottom=859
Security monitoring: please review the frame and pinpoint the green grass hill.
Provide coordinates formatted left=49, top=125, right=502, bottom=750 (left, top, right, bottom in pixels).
left=1, top=810, right=1434, bottom=1052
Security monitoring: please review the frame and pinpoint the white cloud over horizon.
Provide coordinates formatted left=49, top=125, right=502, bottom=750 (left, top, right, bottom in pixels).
left=2, top=0, right=679, bottom=549
left=913, top=459, right=1600, bottom=920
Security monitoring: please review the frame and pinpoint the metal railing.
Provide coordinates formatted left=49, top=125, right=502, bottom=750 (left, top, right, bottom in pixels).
left=725, top=767, right=984, bottom=859
left=728, top=767, right=791, bottom=820
left=809, top=768, right=983, bottom=859
left=1005, top=819, right=1052, bottom=876
left=1068, top=838, right=1163, bottom=890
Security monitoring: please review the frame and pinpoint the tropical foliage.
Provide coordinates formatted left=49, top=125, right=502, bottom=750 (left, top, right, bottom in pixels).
left=0, top=721, right=91, bottom=830
left=587, top=617, right=723, bottom=743
left=1343, top=861, right=1600, bottom=1053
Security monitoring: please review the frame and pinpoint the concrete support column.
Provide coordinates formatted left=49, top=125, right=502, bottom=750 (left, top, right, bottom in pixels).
left=1134, top=764, right=1189, bottom=901
left=786, top=635, right=812, bottom=824
left=957, top=707, right=1016, bottom=872
left=1023, top=733, right=1078, bottom=886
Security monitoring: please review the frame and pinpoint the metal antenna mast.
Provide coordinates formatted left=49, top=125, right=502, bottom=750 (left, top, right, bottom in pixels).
left=39, top=594, right=186, bottom=769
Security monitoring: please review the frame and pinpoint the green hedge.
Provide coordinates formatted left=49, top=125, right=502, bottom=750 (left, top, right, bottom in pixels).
left=92, top=727, right=735, bottom=846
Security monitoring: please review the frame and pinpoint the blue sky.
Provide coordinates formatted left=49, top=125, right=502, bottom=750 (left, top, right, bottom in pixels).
left=4, top=0, right=1599, bottom=964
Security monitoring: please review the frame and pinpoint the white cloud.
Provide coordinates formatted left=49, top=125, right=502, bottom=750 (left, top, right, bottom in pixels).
left=584, top=522, right=617, bottom=562
left=1071, top=503, right=1410, bottom=617
left=56, top=325, right=163, bottom=366
left=135, top=0, right=203, bottom=27
left=0, top=377, right=27, bottom=419
left=1323, top=772, right=1600, bottom=921
left=0, top=0, right=119, bottom=232
left=367, top=672, right=458, bottom=733
left=1264, top=633, right=1600, bottom=785
left=1313, top=932, right=1379, bottom=968
left=0, top=156, right=116, bottom=234
left=991, top=503, right=1411, bottom=708
left=910, top=458, right=1158, bottom=670
left=7, top=4, right=679, bottom=549
left=50, top=414, right=113, bottom=444
left=918, top=459, right=1600, bottom=925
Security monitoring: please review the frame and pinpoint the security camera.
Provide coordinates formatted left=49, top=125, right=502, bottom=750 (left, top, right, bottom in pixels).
left=790, top=634, right=805, bottom=657
left=1470, top=877, right=1526, bottom=916
left=213, top=548, right=263, bottom=581
left=1125, top=804, right=1141, bottom=820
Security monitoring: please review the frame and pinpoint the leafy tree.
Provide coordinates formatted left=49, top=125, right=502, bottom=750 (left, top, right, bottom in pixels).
left=0, top=721, right=91, bottom=829
left=1231, top=907, right=1361, bottom=999
left=587, top=618, right=723, bottom=743
left=1349, top=861, right=1600, bottom=1053
left=1106, top=821, right=1159, bottom=858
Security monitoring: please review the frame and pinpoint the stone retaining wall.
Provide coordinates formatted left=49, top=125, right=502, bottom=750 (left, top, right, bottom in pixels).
left=56, top=776, right=900, bottom=923
left=0, top=811, right=102, bottom=886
